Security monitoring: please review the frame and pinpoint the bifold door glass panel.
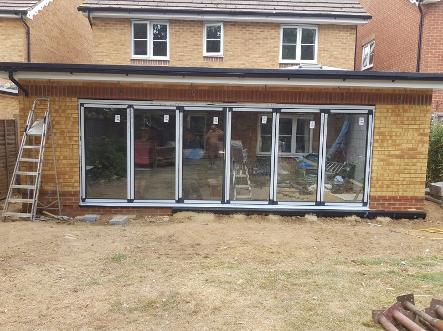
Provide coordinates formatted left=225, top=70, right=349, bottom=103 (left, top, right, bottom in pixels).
left=324, top=114, right=368, bottom=203
left=277, top=114, right=320, bottom=202
left=182, top=110, right=225, bottom=201
left=80, top=103, right=373, bottom=207
left=134, top=109, right=176, bottom=200
left=231, top=112, right=271, bottom=201
left=84, top=107, right=127, bottom=199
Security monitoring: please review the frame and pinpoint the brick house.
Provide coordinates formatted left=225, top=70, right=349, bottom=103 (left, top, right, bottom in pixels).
left=0, top=0, right=92, bottom=118
left=355, top=0, right=443, bottom=118
left=1, top=0, right=443, bottom=218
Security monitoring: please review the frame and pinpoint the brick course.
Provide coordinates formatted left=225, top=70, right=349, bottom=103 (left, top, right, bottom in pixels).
left=92, top=19, right=356, bottom=69
left=16, top=80, right=433, bottom=214
left=0, top=94, right=18, bottom=120
left=0, top=18, right=26, bottom=62
left=28, top=0, right=92, bottom=64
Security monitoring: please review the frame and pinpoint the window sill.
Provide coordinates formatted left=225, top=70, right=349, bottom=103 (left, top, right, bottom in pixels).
left=362, top=65, right=374, bottom=71
left=203, top=54, right=223, bottom=58
left=279, top=61, right=317, bottom=64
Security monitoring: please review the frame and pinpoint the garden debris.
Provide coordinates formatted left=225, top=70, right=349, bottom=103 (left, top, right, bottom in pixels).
left=373, top=294, right=443, bottom=331
left=42, top=211, right=71, bottom=221
left=419, top=228, right=443, bottom=234
left=108, top=215, right=129, bottom=225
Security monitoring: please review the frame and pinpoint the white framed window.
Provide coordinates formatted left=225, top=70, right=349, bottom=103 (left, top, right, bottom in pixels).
left=132, top=21, right=169, bottom=60
left=280, top=26, right=318, bottom=64
left=204, top=23, right=223, bottom=57
left=361, top=40, right=375, bottom=70
left=257, top=115, right=314, bottom=155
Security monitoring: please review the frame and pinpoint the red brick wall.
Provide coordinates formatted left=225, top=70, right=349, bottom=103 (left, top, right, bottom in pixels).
left=356, top=0, right=420, bottom=72
left=420, top=2, right=443, bottom=73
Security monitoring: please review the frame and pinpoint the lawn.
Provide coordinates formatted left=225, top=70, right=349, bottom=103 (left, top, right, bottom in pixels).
left=0, top=203, right=442, bottom=330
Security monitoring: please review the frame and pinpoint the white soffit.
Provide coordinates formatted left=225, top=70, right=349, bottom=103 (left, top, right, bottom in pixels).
left=5, top=71, right=443, bottom=90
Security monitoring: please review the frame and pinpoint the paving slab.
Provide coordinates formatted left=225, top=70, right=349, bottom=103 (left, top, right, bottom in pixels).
left=108, top=215, right=129, bottom=225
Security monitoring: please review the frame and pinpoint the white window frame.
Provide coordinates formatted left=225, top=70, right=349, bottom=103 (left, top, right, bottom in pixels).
left=279, top=25, right=318, bottom=64
left=203, top=22, right=224, bottom=57
left=257, top=114, right=314, bottom=156
left=361, top=40, right=375, bottom=70
left=131, top=21, right=170, bottom=60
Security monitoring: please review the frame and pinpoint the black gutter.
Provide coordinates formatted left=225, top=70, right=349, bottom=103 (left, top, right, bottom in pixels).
left=416, top=2, right=425, bottom=72
left=87, top=10, right=93, bottom=27
left=8, top=71, right=29, bottom=96
left=77, top=6, right=372, bottom=21
left=0, top=62, right=443, bottom=82
left=171, top=207, right=426, bottom=220
left=20, top=14, right=31, bottom=62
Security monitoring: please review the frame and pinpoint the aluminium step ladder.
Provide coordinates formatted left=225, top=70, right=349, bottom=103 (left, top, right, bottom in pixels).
left=2, top=98, right=61, bottom=221
left=232, top=148, right=252, bottom=200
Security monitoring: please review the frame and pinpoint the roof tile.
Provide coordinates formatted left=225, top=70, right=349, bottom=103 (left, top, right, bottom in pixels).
left=79, top=0, right=370, bottom=18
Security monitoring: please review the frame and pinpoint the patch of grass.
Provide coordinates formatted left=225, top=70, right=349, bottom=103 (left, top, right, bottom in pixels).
left=110, top=292, right=181, bottom=315
left=111, top=252, right=127, bottom=263
left=350, top=256, right=441, bottom=268
left=415, top=272, right=443, bottom=285
left=353, top=257, right=386, bottom=266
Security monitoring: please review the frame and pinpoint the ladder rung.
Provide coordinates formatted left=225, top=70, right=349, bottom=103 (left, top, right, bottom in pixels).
left=3, top=212, right=32, bottom=218
left=235, top=185, right=251, bottom=189
left=8, top=198, right=33, bottom=203
left=19, top=158, right=39, bottom=163
left=23, top=145, right=40, bottom=149
left=11, top=184, right=35, bottom=189
left=16, top=171, right=38, bottom=176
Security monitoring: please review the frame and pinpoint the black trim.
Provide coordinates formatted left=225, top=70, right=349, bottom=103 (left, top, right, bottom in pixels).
left=171, top=207, right=426, bottom=220
left=222, top=107, right=228, bottom=203
left=127, top=199, right=134, bottom=203
left=0, top=10, right=28, bottom=15
left=176, top=198, right=184, bottom=203
left=1, top=62, right=443, bottom=82
left=417, top=3, right=424, bottom=72
left=0, top=88, right=18, bottom=96
left=20, top=14, right=31, bottom=62
left=77, top=6, right=372, bottom=21
left=8, top=71, right=28, bottom=96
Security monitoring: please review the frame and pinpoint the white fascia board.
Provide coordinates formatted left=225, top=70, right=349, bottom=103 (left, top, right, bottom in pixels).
left=7, top=71, right=443, bottom=90
left=27, top=0, right=53, bottom=19
left=86, top=11, right=369, bottom=25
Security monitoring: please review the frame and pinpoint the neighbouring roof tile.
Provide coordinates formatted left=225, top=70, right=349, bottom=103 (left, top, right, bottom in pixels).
left=0, top=0, right=44, bottom=13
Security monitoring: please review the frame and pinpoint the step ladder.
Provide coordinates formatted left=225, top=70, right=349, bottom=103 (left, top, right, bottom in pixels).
left=2, top=98, right=61, bottom=221
left=232, top=152, right=252, bottom=200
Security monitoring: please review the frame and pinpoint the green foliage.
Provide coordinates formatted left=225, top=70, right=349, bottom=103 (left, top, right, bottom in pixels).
left=427, top=123, right=443, bottom=184
left=86, top=136, right=126, bottom=180
left=111, top=253, right=127, bottom=263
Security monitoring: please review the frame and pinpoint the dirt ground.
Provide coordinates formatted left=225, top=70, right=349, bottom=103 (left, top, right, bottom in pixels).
left=0, top=202, right=442, bottom=331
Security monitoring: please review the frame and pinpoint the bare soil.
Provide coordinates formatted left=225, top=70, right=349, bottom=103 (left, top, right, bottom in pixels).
left=0, top=202, right=442, bottom=330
